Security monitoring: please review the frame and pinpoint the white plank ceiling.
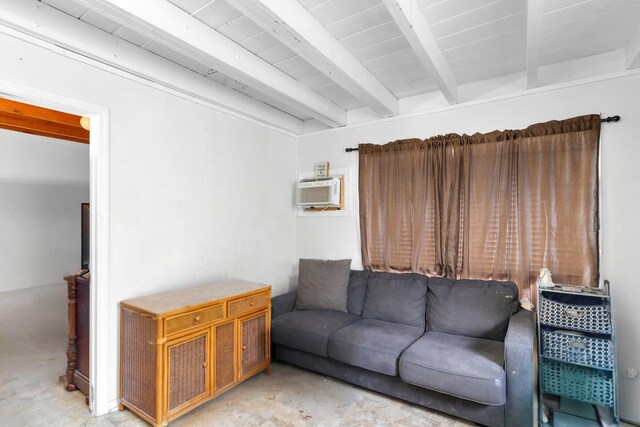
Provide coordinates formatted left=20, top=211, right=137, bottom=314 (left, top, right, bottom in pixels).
left=18, top=0, right=640, bottom=133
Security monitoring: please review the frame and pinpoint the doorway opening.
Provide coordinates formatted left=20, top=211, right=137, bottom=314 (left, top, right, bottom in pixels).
left=0, top=82, right=110, bottom=416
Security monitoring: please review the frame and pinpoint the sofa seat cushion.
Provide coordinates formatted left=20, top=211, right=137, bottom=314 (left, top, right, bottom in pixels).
left=272, top=310, right=360, bottom=357
left=399, top=332, right=506, bottom=405
left=328, top=319, right=423, bottom=376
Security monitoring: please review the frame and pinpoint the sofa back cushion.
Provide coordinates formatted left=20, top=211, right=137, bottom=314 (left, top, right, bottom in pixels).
left=347, top=269, right=370, bottom=315
left=427, top=277, right=519, bottom=341
left=362, top=272, right=428, bottom=329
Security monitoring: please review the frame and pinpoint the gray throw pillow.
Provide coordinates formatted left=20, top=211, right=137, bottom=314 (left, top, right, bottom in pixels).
left=295, top=259, right=352, bottom=313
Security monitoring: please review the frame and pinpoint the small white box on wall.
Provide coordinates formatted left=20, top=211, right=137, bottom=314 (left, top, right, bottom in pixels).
left=297, top=167, right=353, bottom=217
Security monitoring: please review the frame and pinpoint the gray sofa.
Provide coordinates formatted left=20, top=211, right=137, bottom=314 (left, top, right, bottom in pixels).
left=271, top=271, right=535, bottom=427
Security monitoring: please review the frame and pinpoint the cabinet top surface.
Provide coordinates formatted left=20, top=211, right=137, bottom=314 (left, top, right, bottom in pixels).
left=121, top=279, right=270, bottom=315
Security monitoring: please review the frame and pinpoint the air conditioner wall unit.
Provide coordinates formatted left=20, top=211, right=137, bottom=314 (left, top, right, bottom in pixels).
left=296, top=177, right=340, bottom=207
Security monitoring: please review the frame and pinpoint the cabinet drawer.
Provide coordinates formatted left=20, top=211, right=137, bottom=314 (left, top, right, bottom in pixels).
left=541, top=360, right=614, bottom=407
left=541, top=329, right=614, bottom=370
left=228, top=292, right=269, bottom=317
left=165, top=305, right=224, bottom=335
left=539, top=294, right=611, bottom=334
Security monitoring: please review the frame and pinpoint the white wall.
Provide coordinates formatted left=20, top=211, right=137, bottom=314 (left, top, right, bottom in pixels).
left=0, top=129, right=89, bottom=292
left=297, top=73, right=640, bottom=423
left=0, top=32, right=298, bottom=411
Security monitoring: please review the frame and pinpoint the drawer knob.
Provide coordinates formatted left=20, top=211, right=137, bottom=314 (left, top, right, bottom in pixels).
left=202, top=362, right=208, bottom=368
left=250, top=300, right=256, bottom=306
left=194, top=315, right=202, bottom=322
left=242, top=345, right=247, bottom=351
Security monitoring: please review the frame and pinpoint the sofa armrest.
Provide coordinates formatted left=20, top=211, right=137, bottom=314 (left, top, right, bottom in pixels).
left=271, top=290, right=297, bottom=319
left=504, top=309, right=535, bottom=427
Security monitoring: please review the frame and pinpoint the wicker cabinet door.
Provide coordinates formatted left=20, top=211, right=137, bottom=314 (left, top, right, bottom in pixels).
left=214, top=321, right=236, bottom=393
left=166, top=331, right=210, bottom=414
left=239, top=310, right=268, bottom=380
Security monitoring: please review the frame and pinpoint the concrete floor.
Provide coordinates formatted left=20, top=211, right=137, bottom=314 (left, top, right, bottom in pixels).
left=0, top=284, right=471, bottom=426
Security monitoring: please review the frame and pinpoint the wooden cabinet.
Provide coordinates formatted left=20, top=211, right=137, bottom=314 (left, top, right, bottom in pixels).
left=63, top=271, right=90, bottom=402
left=119, top=279, right=271, bottom=426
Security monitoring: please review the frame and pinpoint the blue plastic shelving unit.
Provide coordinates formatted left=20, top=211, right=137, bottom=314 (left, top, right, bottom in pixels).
left=537, top=280, right=619, bottom=426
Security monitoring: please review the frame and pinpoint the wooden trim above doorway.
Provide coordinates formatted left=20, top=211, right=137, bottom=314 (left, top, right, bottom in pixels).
left=0, top=97, right=89, bottom=144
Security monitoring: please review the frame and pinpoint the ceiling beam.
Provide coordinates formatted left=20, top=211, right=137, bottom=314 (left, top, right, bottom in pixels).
left=626, top=25, right=640, bottom=69
left=526, top=0, right=544, bottom=89
left=0, top=97, right=90, bottom=144
left=0, top=97, right=85, bottom=128
left=0, top=0, right=302, bottom=134
left=75, top=0, right=347, bottom=127
left=227, top=0, right=398, bottom=117
left=382, top=0, right=457, bottom=104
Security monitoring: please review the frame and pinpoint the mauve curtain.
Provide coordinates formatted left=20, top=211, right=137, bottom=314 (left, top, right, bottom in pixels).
left=359, top=115, right=600, bottom=299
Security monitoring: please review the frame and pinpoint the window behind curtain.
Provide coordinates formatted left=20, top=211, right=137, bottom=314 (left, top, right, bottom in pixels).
left=359, top=115, right=600, bottom=299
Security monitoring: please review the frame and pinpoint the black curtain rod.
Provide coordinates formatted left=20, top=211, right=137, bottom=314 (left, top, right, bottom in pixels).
left=345, top=115, right=620, bottom=152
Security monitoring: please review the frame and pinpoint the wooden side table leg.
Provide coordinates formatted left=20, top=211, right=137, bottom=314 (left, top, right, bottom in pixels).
left=65, top=275, right=78, bottom=391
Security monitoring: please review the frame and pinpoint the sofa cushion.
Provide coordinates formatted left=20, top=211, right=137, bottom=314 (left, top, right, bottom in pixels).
left=427, top=277, right=519, bottom=341
left=361, top=272, right=428, bottom=329
left=399, top=331, right=506, bottom=405
left=272, top=310, right=360, bottom=357
left=328, top=319, right=423, bottom=376
left=347, top=269, right=370, bottom=315
left=295, top=259, right=351, bottom=312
